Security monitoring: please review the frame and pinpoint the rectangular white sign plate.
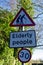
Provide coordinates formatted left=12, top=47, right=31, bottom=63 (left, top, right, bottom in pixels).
left=10, top=30, right=36, bottom=48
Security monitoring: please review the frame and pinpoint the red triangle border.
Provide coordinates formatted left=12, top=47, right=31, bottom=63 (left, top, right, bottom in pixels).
left=10, top=7, right=36, bottom=27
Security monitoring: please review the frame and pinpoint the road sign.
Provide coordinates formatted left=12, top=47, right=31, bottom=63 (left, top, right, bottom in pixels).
left=10, top=30, right=36, bottom=48
left=10, top=8, right=35, bottom=26
left=18, top=48, right=31, bottom=63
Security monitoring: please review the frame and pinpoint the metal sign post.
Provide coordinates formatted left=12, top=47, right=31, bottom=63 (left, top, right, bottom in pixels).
left=22, top=62, right=24, bottom=65
left=19, top=26, right=25, bottom=65
left=10, top=7, right=36, bottom=65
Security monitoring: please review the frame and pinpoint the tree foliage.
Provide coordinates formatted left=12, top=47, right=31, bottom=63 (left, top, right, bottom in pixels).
left=20, top=0, right=34, bottom=17
left=0, top=7, right=15, bottom=65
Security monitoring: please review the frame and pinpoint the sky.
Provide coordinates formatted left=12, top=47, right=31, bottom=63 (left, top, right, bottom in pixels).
left=0, top=0, right=18, bottom=10
left=31, top=0, right=43, bottom=60
left=0, top=0, right=43, bottom=60
left=31, top=49, right=43, bottom=60
left=0, top=0, right=11, bottom=10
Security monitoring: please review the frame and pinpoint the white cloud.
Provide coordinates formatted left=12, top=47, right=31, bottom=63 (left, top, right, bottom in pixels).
left=31, top=49, right=43, bottom=60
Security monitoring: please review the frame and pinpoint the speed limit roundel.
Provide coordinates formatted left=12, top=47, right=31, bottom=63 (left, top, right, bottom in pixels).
left=18, top=48, right=31, bottom=63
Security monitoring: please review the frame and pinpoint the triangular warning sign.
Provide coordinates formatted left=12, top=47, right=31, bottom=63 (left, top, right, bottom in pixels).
left=10, top=8, right=35, bottom=26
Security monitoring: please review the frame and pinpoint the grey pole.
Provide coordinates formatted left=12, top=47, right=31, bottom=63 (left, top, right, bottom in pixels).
left=22, top=63, right=24, bottom=65
left=19, top=26, right=25, bottom=65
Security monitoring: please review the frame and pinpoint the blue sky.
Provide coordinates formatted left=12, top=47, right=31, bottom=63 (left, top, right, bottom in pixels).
left=0, top=0, right=11, bottom=10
